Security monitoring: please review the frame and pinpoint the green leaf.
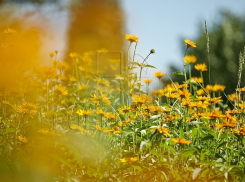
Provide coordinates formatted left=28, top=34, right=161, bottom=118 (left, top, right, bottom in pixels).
left=143, top=64, right=156, bottom=68
left=132, top=62, right=141, bottom=67
left=184, top=61, right=192, bottom=67
left=170, top=71, right=184, bottom=76
left=216, top=141, right=227, bottom=149
left=206, top=130, right=216, bottom=137
left=131, top=165, right=142, bottom=172
left=182, top=149, right=197, bottom=158
left=201, top=135, right=214, bottom=141
left=133, top=73, right=137, bottom=82
left=5, top=128, right=15, bottom=134
left=201, top=168, right=209, bottom=178
left=179, top=127, right=184, bottom=138
left=50, top=153, right=75, bottom=170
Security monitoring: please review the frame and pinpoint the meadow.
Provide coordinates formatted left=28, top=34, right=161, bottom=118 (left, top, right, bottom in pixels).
left=1, top=27, right=245, bottom=182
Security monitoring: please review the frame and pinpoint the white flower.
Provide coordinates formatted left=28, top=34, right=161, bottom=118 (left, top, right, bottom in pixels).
left=140, top=130, right=146, bottom=136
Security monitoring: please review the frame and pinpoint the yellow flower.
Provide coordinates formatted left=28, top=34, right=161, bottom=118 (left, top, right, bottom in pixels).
left=158, top=126, right=172, bottom=136
left=4, top=28, right=17, bottom=34
left=70, top=125, right=84, bottom=133
left=151, top=90, right=164, bottom=98
left=37, top=128, right=60, bottom=136
left=212, top=84, right=225, bottom=92
left=184, top=55, right=197, bottom=63
left=120, top=157, right=137, bottom=163
left=190, top=77, right=203, bottom=84
left=95, top=108, right=104, bottom=115
left=171, top=138, right=192, bottom=144
left=194, top=63, right=207, bottom=71
left=228, top=93, right=238, bottom=102
left=112, top=126, right=120, bottom=134
left=118, top=105, right=131, bottom=114
left=55, top=85, right=68, bottom=95
left=153, top=71, right=165, bottom=79
left=132, top=94, right=152, bottom=105
left=97, top=48, right=108, bottom=53
left=237, top=87, right=245, bottom=94
left=69, top=76, right=77, bottom=82
left=49, top=52, right=54, bottom=58
left=125, top=34, right=139, bottom=43
left=184, top=39, right=196, bottom=48
left=57, top=61, right=69, bottom=70
left=37, top=66, right=57, bottom=80
left=196, top=89, right=205, bottom=95
left=142, top=79, right=153, bottom=84
left=90, top=92, right=111, bottom=106
left=69, top=52, right=79, bottom=58
left=78, top=84, right=89, bottom=91
left=76, top=109, right=92, bottom=117
left=208, top=109, right=225, bottom=120
left=181, top=98, right=191, bottom=107
left=18, top=136, right=27, bottom=143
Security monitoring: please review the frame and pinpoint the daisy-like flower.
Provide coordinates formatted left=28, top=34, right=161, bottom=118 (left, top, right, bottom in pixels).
left=185, top=39, right=196, bottom=48
left=95, top=108, right=104, bottom=116
left=194, top=63, right=208, bottom=71
left=212, top=84, right=226, bottom=92
left=142, top=79, right=153, bottom=84
left=191, top=77, right=203, bottom=84
left=55, top=85, right=68, bottom=95
left=158, top=126, right=172, bottom=136
left=228, top=93, right=238, bottom=102
left=184, top=55, right=197, bottom=63
left=76, top=109, right=92, bottom=117
left=125, top=34, right=139, bottom=43
left=153, top=71, right=165, bottom=79
left=171, top=138, right=192, bottom=144
left=118, top=105, right=131, bottom=114
left=151, top=90, right=164, bottom=98
left=196, top=89, right=205, bottom=95
left=237, top=87, right=245, bottom=94
left=120, top=157, right=137, bottom=163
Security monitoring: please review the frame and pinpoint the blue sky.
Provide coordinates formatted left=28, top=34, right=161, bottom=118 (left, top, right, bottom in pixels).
left=121, top=0, right=245, bottom=83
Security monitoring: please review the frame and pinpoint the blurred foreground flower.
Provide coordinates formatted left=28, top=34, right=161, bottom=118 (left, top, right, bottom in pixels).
left=18, top=136, right=27, bottom=143
left=4, top=28, right=17, bottom=34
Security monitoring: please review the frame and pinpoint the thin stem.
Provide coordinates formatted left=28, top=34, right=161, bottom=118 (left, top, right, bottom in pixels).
left=183, top=47, right=188, bottom=82
left=189, top=64, right=192, bottom=93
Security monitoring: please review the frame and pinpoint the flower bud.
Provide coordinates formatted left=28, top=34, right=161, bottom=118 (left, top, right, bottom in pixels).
left=150, top=49, right=155, bottom=54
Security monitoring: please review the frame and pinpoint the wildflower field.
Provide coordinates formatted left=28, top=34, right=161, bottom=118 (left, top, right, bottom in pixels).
left=2, top=26, right=245, bottom=182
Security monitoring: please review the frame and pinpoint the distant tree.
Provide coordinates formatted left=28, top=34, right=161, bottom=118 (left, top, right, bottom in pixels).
left=170, top=11, right=245, bottom=95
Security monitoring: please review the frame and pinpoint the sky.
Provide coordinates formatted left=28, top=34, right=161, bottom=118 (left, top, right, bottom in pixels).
left=121, top=0, right=245, bottom=83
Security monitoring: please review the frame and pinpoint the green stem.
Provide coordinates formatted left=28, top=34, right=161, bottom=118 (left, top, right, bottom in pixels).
left=189, top=64, right=192, bottom=93
left=200, top=71, right=204, bottom=88
left=183, top=47, right=188, bottom=82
